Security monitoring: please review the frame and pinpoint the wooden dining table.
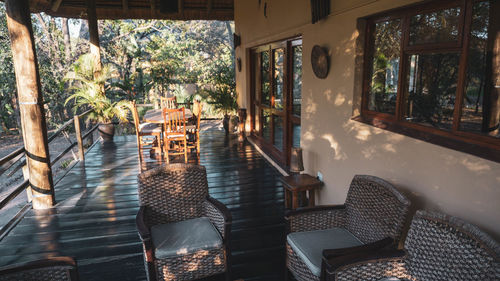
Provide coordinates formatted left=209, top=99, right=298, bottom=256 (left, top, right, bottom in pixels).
left=143, top=108, right=193, bottom=123
left=143, top=108, right=193, bottom=159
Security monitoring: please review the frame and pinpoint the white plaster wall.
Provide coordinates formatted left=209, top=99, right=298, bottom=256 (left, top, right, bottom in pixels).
left=235, top=0, right=500, bottom=239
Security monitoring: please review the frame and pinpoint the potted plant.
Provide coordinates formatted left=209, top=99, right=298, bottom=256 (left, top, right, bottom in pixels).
left=65, top=54, right=129, bottom=142
left=204, top=86, right=238, bottom=135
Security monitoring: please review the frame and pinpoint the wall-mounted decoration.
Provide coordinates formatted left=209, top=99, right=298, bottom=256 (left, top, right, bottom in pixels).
left=237, top=58, right=242, bottom=72
left=233, top=33, right=241, bottom=49
left=310, top=0, right=330, bottom=24
left=311, top=45, right=329, bottom=79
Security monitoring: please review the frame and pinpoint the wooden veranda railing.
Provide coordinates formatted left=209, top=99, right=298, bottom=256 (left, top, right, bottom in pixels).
left=0, top=109, right=99, bottom=239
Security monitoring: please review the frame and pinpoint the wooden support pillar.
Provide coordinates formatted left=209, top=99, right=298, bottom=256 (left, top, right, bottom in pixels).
left=74, top=115, right=85, bottom=161
left=86, top=0, right=101, bottom=73
left=5, top=0, right=55, bottom=209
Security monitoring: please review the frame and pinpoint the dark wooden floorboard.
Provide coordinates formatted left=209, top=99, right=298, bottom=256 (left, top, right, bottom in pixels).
left=0, top=127, right=286, bottom=281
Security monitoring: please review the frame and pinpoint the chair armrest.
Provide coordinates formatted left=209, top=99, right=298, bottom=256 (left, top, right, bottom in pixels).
left=203, top=196, right=232, bottom=240
left=322, top=237, right=395, bottom=259
left=0, top=257, right=79, bottom=281
left=322, top=248, right=407, bottom=281
left=285, top=205, right=347, bottom=233
left=136, top=206, right=151, bottom=241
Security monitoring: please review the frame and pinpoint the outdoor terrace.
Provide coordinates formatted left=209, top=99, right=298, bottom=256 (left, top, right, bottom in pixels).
left=0, top=123, right=286, bottom=281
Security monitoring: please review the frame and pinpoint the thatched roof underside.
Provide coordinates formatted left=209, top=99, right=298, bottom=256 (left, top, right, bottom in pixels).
left=28, top=0, right=233, bottom=20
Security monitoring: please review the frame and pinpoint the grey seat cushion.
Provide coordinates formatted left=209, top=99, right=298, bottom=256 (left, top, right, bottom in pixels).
left=151, top=217, right=223, bottom=259
left=287, top=227, right=363, bottom=277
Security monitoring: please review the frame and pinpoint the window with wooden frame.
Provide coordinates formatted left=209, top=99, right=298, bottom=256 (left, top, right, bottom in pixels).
left=250, top=38, right=302, bottom=167
left=358, top=0, right=499, bottom=162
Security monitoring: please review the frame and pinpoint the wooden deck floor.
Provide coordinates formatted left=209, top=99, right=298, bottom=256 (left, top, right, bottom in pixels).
left=0, top=126, right=286, bottom=281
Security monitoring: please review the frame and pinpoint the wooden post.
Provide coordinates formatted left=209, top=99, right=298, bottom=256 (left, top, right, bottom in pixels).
left=74, top=115, right=85, bottom=161
left=5, top=0, right=55, bottom=209
left=87, top=0, right=101, bottom=74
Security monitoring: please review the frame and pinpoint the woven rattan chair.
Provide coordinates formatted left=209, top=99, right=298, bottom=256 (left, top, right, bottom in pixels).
left=324, top=210, right=500, bottom=281
left=0, top=257, right=78, bottom=281
left=285, top=175, right=410, bottom=281
left=136, top=164, right=232, bottom=281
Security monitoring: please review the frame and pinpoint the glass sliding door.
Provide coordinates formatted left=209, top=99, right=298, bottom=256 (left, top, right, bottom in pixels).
left=250, top=38, right=302, bottom=168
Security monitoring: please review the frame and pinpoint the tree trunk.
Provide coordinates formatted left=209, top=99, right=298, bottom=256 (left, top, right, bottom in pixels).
left=5, top=0, right=56, bottom=209
left=62, top=18, right=72, bottom=63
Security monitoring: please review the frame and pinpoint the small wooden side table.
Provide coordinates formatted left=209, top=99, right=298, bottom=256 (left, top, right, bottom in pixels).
left=280, top=174, right=323, bottom=209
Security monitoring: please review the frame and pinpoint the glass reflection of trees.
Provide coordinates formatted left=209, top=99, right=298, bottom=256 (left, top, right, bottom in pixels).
left=368, top=19, right=401, bottom=114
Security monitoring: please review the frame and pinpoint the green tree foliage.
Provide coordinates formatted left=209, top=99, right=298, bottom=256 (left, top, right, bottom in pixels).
left=0, top=2, right=235, bottom=134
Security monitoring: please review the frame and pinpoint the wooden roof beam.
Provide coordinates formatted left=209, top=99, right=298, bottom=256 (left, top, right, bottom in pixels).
left=207, top=0, right=213, bottom=14
left=150, top=0, right=155, bottom=17
left=122, top=0, right=129, bottom=13
left=178, top=0, right=183, bottom=15
left=51, top=0, right=63, bottom=12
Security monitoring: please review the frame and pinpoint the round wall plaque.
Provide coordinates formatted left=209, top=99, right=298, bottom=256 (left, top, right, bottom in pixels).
left=311, top=45, right=329, bottom=79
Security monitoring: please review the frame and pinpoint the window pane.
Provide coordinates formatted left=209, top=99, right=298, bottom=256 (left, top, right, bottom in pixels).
left=367, top=19, right=401, bottom=114
left=273, top=115, right=283, bottom=151
left=261, top=51, right=271, bottom=105
left=404, top=53, right=460, bottom=130
left=409, top=7, right=461, bottom=45
left=273, top=49, right=284, bottom=110
left=292, top=124, right=301, bottom=148
left=292, top=46, right=302, bottom=116
left=461, top=1, right=499, bottom=138
left=262, top=110, right=271, bottom=141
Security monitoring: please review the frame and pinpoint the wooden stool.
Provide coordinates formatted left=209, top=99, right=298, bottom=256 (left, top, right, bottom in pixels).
left=280, top=174, right=323, bottom=209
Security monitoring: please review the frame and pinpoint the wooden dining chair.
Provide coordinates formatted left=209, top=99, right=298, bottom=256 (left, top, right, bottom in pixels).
left=187, top=101, right=202, bottom=155
left=131, top=101, right=162, bottom=162
left=162, top=107, right=188, bottom=164
left=160, top=96, right=177, bottom=109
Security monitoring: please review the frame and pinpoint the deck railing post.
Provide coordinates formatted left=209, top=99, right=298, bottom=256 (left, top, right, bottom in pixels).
left=6, top=0, right=56, bottom=209
left=74, top=115, right=85, bottom=161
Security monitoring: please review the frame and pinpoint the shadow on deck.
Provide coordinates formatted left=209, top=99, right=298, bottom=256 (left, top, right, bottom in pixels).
left=0, top=125, right=286, bottom=281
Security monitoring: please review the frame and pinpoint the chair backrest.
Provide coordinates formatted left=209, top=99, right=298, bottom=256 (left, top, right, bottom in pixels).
left=137, top=164, right=209, bottom=225
left=160, top=96, right=177, bottom=109
left=404, top=210, right=499, bottom=280
left=0, top=257, right=78, bottom=281
left=163, top=107, right=186, bottom=136
left=344, top=175, right=410, bottom=243
left=193, top=101, right=203, bottom=130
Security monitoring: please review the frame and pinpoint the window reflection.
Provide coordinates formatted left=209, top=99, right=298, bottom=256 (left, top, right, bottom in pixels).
left=273, top=49, right=284, bottom=110
left=461, top=1, right=499, bottom=138
left=405, top=53, right=460, bottom=130
left=261, top=51, right=271, bottom=106
left=409, top=7, right=461, bottom=45
left=292, top=46, right=302, bottom=116
left=368, top=19, right=401, bottom=114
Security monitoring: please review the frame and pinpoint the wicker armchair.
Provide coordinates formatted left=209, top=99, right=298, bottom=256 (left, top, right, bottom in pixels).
left=0, top=257, right=78, bottom=281
left=324, top=210, right=500, bottom=281
left=136, top=164, right=232, bottom=281
left=285, top=175, right=410, bottom=281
